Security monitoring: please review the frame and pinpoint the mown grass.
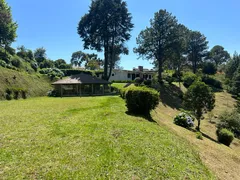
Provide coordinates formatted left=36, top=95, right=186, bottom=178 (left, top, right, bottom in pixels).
left=0, top=96, right=214, bottom=179
left=0, top=67, right=52, bottom=100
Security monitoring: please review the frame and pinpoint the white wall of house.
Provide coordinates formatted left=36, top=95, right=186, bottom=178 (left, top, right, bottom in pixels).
left=108, top=70, right=155, bottom=82
left=109, top=70, right=132, bottom=81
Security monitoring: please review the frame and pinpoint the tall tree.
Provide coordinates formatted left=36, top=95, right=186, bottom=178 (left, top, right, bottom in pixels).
left=170, top=24, right=189, bottom=86
left=225, top=52, right=240, bottom=79
left=0, top=0, right=17, bottom=51
left=134, top=9, right=178, bottom=83
left=208, top=45, right=230, bottom=67
left=70, top=51, right=89, bottom=67
left=34, top=47, right=47, bottom=64
left=186, top=31, right=208, bottom=74
left=184, top=81, right=215, bottom=131
left=77, top=0, right=133, bottom=80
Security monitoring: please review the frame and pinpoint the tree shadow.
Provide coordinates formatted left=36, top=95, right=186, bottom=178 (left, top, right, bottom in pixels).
left=185, top=127, right=220, bottom=144
left=158, top=83, right=183, bottom=110
left=201, top=132, right=220, bottom=144
left=125, top=111, right=157, bottom=123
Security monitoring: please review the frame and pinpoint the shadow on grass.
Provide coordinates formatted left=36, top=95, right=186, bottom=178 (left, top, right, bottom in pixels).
left=201, top=132, right=220, bottom=144
left=158, top=83, right=183, bottom=110
left=185, top=127, right=220, bottom=144
left=125, top=111, right=157, bottom=123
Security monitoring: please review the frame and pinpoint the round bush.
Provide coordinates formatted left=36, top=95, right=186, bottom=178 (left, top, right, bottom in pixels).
left=174, top=112, right=194, bottom=128
left=11, top=56, right=22, bottom=68
left=202, top=76, right=222, bottom=89
left=0, top=60, right=7, bottom=67
left=125, top=86, right=159, bottom=115
left=144, top=79, right=152, bottom=86
left=216, top=111, right=240, bottom=138
left=182, top=72, right=199, bottom=88
left=217, top=128, right=234, bottom=146
left=134, top=77, right=143, bottom=86
left=202, top=62, right=217, bottom=75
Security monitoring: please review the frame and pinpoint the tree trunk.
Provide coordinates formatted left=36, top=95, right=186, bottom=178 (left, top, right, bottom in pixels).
left=192, top=60, right=197, bottom=74
left=196, top=119, right=201, bottom=131
left=103, top=42, right=109, bottom=80
left=158, top=59, right=163, bottom=84
left=196, top=110, right=202, bottom=131
left=177, top=65, right=181, bottom=88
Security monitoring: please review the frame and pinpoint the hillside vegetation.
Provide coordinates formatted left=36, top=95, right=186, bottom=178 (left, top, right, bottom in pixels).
left=0, top=67, right=52, bottom=100
left=0, top=96, right=214, bottom=179
left=152, top=83, right=240, bottom=180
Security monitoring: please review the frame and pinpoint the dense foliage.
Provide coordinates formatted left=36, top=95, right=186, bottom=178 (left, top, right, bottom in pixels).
left=184, top=81, right=215, bottom=130
left=123, top=86, right=159, bottom=115
left=201, top=75, right=222, bottom=89
left=217, top=128, right=234, bottom=146
left=78, top=0, right=133, bottom=80
left=202, top=62, right=217, bottom=75
left=182, top=72, right=199, bottom=88
left=134, top=10, right=179, bottom=83
left=173, top=112, right=194, bottom=128
left=0, top=0, right=18, bottom=50
left=216, top=111, right=240, bottom=138
left=208, top=45, right=230, bottom=67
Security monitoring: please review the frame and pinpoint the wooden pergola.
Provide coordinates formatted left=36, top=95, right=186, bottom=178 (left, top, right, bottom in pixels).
left=52, top=74, right=111, bottom=97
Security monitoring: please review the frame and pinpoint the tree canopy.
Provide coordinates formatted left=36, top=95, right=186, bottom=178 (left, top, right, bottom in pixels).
left=77, top=0, right=133, bottom=80
left=134, top=9, right=178, bottom=83
left=0, top=0, right=17, bottom=49
left=186, top=31, right=208, bottom=74
left=208, top=45, right=230, bottom=67
left=184, top=81, right=215, bottom=130
left=34, top=47, right=47, bottom=64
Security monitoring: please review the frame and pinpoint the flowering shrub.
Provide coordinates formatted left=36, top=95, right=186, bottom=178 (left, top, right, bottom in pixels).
left=174, top=112, right=194, bottom=128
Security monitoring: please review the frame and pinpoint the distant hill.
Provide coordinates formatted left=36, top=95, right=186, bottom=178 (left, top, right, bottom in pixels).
left=0, top=67, right=52, bottom=100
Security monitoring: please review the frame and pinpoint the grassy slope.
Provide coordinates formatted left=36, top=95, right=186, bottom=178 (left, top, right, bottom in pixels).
left=0, top=96, right=213, bottom=179
left=152, top=84, right=240, bottom=180
left=0, top=67, right=52, bottom=100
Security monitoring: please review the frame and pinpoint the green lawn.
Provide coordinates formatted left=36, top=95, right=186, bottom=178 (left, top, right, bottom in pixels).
left=0, top=96, right=214, bottom=179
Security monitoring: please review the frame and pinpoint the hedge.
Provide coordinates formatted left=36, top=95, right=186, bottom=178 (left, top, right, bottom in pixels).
left=124, top=86, right=159, bottom=115
left=60, top=69, right=104, bottom=77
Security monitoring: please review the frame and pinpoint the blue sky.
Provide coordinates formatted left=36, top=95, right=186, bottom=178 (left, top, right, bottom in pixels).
left=8, top=0, right=240, bottom=70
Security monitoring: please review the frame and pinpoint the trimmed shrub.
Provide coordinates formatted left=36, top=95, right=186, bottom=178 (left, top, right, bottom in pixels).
left=31, top=62, right=38, bottom=72
left=202, top=76, right=222, bottom=89
left=217, top=128, right=234, bottom=146
left=48, top=90, right=59, bottom=97
left=5, top=93, right=12, bottom=100
left=21, top=89, right=28, bottom=99
left=112, top=80, right=133, bottom=83
left=173, top=112, right=195, bottom=128
left=11, top=56, right=22, bottom=68
left=61, top=69, right=93, bottom=76
left=182, top=72, right=199, bottom=88
left=0, top=60, right=7, bottom=67
left=39, top=68, right=64, bottom=80
left=144, top=79, right=152, bottom=86
left=125, top=86, right=159, bottom=115
left=216, top=111, right=240, bottom=138
left=202, top=62, right=217, bottom=75
left=134, top=77, right=143, bottom=86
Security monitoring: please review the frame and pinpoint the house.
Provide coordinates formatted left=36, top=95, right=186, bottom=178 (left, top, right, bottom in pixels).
left=109, top=66, right=156, bottom=81
left=52, top=74, right=111, bottom=97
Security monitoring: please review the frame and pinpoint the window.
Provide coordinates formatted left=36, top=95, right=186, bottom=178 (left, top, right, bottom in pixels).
left=127, top=73, right=131, bottom=78
left=112, top=73, right=114, bottom=76
left=149, top=75, right=152, bottom=79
